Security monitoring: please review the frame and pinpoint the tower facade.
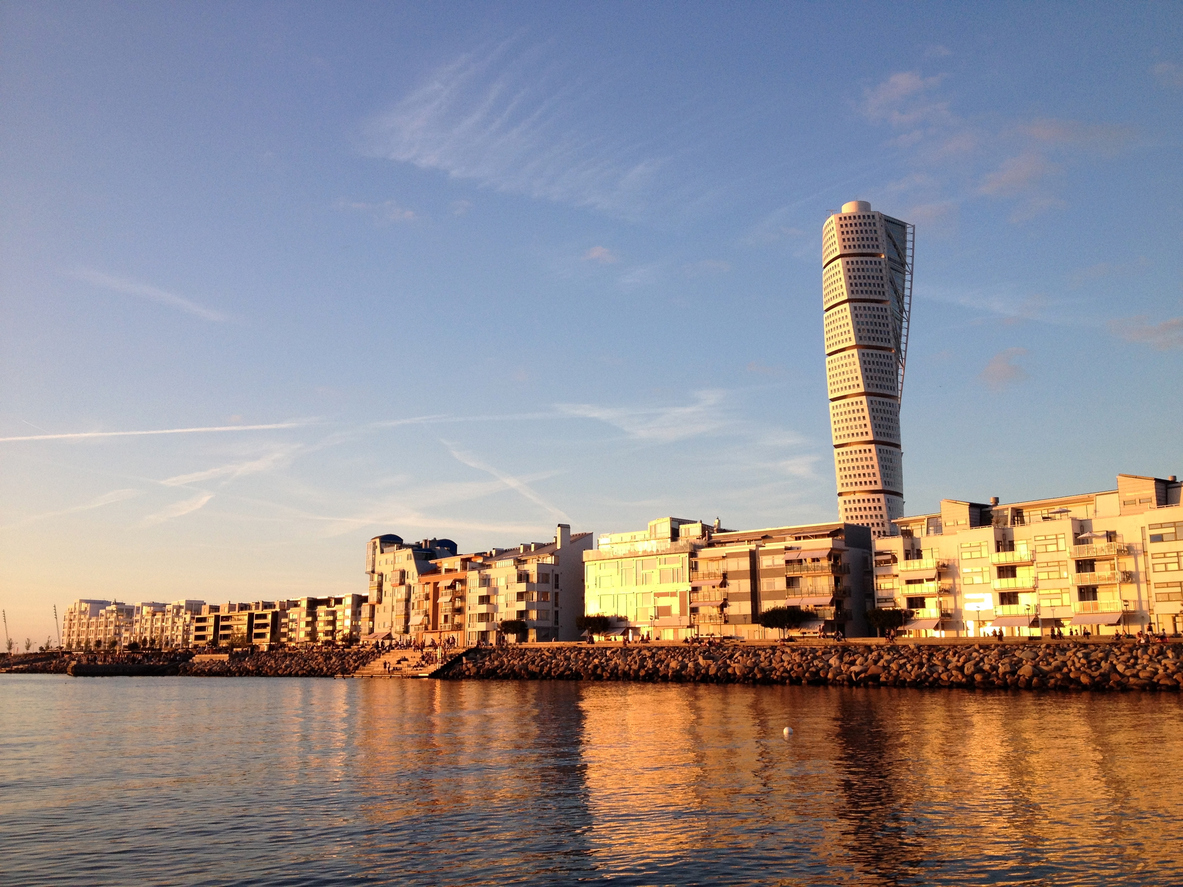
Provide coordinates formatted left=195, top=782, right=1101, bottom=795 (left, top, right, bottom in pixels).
left=821, top=200, right=914, bottom=537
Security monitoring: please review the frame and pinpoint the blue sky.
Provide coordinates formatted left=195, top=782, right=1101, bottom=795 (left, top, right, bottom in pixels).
left=2, top=3, right=1181, bottom=643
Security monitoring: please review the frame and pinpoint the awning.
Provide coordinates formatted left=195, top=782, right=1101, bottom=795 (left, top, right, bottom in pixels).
left=785, top=549, right=831, bottom=561
left=361, top=631, right=392, bottom=641
left=792, top=619, right=825, bottom=631
left=904, top=618, right=941, bottom=631
left=690, top=578, right=721, bottom=588
left=786, top=596, right=834, bottom=607
left=991, top=615, right=1036, bottom=627
left=1070, top=611, right=1123, bottom=626
left=409, top=615, right=424, bottom=626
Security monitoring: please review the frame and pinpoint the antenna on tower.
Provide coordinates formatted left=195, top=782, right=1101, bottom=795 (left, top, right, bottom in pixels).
left=54, top=605, right=62, bottom=649
left=2, top=609, right=9, bottom=656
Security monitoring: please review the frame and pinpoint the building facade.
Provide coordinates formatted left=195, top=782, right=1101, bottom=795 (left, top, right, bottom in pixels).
left=583, top=517, right=873, bottom=640
left=822, top=200, right=914, bottom=538
left=362, top=525, right=593, bottom=644
left=872, top=473, right=1183, bottom=637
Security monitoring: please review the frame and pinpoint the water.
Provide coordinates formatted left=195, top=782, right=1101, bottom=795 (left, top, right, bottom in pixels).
left=3, top=675, right=1182, bottom=886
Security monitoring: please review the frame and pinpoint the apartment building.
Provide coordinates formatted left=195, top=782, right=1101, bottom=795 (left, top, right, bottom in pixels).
left=61, top=599, right=130, bottom=650
left=872, top=473, right=1183, bottom=637
left=128, top=600, right=203, bottom=649
left=583, top=517, right=873, bottom=640
left=362, top=525, right=593, bottom=644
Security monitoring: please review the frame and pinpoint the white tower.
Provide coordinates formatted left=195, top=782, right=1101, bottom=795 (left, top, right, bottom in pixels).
left=821, top=200, right=914, bottom=537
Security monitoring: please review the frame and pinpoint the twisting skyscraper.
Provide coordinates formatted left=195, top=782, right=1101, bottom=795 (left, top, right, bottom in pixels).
left=822, top=200, right=914, bottom=538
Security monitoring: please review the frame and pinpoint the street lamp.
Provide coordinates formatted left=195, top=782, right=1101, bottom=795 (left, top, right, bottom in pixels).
left=1025, top=603, right=1032, bottom=640
left=1122, top=599, right=1131, bottom=639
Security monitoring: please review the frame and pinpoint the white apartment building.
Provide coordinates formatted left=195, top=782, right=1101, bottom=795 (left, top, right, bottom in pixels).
left=362, top=525, right=593, bottom=644
left=873, top=473, right=1183, bottom=637
left=822, top=200, right=914, bottom=537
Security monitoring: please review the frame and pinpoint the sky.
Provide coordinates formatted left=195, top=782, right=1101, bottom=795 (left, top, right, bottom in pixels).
left=2, top=2, right=1181, bottom=645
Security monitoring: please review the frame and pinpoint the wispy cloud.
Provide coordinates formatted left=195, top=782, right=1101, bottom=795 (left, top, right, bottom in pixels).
left=161, top=447, right=299, bottom=486
left=980, top=347, right=1029, bottom=391
left=556, top=389, right=731, bottom=443
left=0, top=421, right=312, bottom=444
left=2, top=488, right=140, bottom=529
left=583, top=246, right=617, bottom=264
left=979, top=152, right=1057, bottom=197
left=441, top=441, right=568, bottom=522
left=71, top=268, right=227, bottom=322
left=143, top=492, right=215, bottom=526
left=1109, top=316, right=1183, bottom=350
left=334, top=198, right=417, bottom=223
left=363, top=39, right=669, bottom=217
left=861, top=71, right=949, bottom=128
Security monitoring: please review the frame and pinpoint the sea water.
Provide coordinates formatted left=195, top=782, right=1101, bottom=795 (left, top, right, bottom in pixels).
left=3, top=674, right=1181, bottom=886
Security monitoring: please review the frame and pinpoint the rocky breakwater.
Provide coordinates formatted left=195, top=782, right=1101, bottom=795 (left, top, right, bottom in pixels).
left=451, top=641, right=1183, bottom=692
left=180, top=647, right=380, bottom=678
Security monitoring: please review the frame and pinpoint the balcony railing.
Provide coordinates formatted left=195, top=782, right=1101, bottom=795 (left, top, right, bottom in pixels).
left=1073, top=600, right=1124, bottom=614
left=899, top=580, right=951, bottom=596
left=992, top=577, right=1036, bottom=590
left=990, top=549, right=1034, bottom=565
left=1075, top=571, right=1129, bottom=586
left=690, top=613, right=727, bottom=625
left=785, top=562, right=849, bottom=576
left=689, top=571, right=724, bottom=582
left=911, top=607, right=952, bottom=620
left=689, top=591, right=727, bottom=606
left=898, top=558, right=943, bottom=573
left=994, top=604, right=1035, bottom=617
left=1072, top=542, right=1128, bottom=559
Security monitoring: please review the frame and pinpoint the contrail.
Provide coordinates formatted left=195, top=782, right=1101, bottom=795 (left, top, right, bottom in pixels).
left=0, top=422, right=309, bottom=443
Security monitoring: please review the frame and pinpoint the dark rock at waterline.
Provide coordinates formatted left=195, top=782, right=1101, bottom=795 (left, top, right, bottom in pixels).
left=448, top=641, right=1183, bottom=693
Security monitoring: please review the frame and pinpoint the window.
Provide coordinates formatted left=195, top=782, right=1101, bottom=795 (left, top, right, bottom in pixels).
left=1077, top=587, right=1099, bottom=603
left=1149, top=522, right=1181, bottom=543
left=1034, top=534, right=1065, bottom=553
left=996, top=566, right=1017, bottom=579
left=1037, top=562, right=1068, bottom=581
left=1152, top=553, right=1182, bottom=572
left=997, top=592, right=1020, bottom=606
left=960, top=541, right=988, bottom=559
left=905, top=596, right=926, bottom=610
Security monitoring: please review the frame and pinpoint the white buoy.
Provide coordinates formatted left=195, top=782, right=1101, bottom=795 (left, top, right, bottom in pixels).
left=783, top=727, right=793, bottom=739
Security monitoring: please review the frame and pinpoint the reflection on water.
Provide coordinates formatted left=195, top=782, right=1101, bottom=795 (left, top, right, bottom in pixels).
left=2, top=675, right=1181, bottom=886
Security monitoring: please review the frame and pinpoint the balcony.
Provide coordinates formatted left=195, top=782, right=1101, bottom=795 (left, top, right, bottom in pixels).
left=898, top=558, right=943, bottom=573
left=785, top=561, right=849, bottom=576
left=911, top=607, right=952, bottom=620
left=689, top=590, right=727, bottom=606
left=689, top=570, right=724, bottom=583
left=994, top=604, right=1035, bottom=617
left=690, top=613, right=727, bottom=625
left=990, top=549, right=1034, bottom=565
left=992, top=577, right=1036, bottom=590
left=1075, top=571, right=1130, bottom=586
left=1072, top=542, right=1128, bottom=559
left=1074, top=600, right=1124, bottom=614
left=900, top=580, right=951, bottom=596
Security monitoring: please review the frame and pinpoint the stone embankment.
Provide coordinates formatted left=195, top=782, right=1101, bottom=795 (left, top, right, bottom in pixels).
left=4, top=648, right=380, bottom=678
left=181, top=647, right=379, bottom=677
left=451, top=641, right=1183, bottom=692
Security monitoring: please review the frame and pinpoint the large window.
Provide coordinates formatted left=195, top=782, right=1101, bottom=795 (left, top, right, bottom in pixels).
left=1077, top=587, right=1099, bottom=603
left=1150, top=522, right=1182, bottom=543
left=1034, top=534, right=1066, bottom=553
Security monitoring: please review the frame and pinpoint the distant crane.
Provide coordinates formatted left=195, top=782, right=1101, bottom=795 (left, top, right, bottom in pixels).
left=2, top=609, right=9, bottom=656
left=54, top=605, right=62, bottom=649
